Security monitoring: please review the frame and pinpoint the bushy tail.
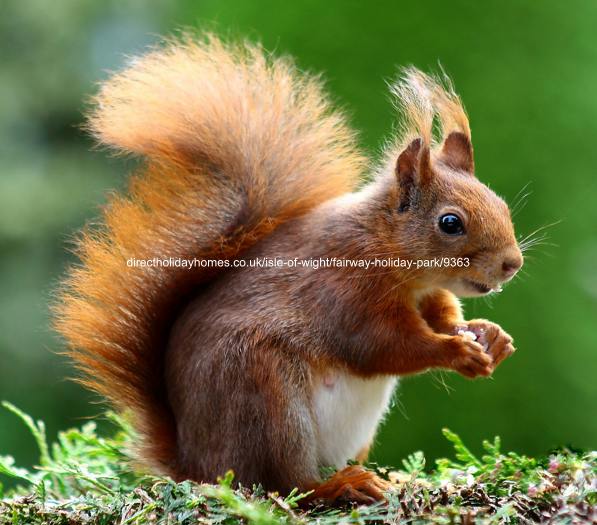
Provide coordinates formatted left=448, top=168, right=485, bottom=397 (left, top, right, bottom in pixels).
left=53, top=34, right=365, bottom=477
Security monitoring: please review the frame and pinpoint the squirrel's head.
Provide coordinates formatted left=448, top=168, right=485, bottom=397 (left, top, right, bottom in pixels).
left=393, top=133, right=522, bottom=297
left=385, top=68, right=522, bottom=297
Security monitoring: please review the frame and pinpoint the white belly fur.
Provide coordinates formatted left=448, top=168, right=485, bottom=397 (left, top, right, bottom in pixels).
left=313, top=370, right=398, bottom=468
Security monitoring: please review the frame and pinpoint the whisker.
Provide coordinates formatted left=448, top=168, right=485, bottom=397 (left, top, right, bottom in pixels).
left=510, top=181, right=533, bottom=217
left=520, top=238, right=557, bottom=253
left=519, top=229, right=550, bottom=245
left=511, top=181, right=533, bottom=208
left=512, top=193, right=532, bottom=217
left=521, top=244, right=558, bottom=255
left=517, top=220, right=561, bottom=246
left=520, top=233, right=549, bottom=246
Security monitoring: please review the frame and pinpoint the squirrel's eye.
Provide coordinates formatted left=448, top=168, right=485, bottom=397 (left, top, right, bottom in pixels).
left=438, top=213, right=465, bottom=235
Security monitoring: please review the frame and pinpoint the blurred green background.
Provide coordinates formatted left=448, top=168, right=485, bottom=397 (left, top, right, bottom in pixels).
left=1, top=0, right=596, bottom=479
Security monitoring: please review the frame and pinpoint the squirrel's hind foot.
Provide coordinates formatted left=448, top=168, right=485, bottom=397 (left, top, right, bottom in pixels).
left=303, top=465, right=392, bottom=507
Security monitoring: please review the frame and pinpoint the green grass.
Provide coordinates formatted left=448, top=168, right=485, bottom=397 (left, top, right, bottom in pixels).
left=0, top=402, right=594, bottom=524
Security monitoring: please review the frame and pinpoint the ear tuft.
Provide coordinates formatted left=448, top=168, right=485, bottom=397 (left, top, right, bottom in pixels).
left=439, top=132, right=474, bottom=174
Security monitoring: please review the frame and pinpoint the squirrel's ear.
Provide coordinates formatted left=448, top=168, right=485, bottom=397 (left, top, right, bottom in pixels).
left=395, top=138, right=431, bottom=211
left=438, top=132, right=474, bottom=174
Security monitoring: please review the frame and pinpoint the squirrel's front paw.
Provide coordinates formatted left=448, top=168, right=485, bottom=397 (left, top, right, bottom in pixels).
left=455, top=320, right=515, bottom=369
left=445, top=335, right=493, bottom=378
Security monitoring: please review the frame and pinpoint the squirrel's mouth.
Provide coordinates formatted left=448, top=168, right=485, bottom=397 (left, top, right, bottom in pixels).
left=463, top=279, right=501, bottom=295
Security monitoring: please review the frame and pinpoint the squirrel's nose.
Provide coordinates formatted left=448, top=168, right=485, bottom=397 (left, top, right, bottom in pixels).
left=502, top=255, right=523, bottom=278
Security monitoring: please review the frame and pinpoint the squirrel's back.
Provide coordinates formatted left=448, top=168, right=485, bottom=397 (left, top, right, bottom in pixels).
left=53, top=34, right=366, bottom=476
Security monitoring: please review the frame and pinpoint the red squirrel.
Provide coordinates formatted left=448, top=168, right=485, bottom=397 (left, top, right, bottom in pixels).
left=54, top=35, right=523, bottom=504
